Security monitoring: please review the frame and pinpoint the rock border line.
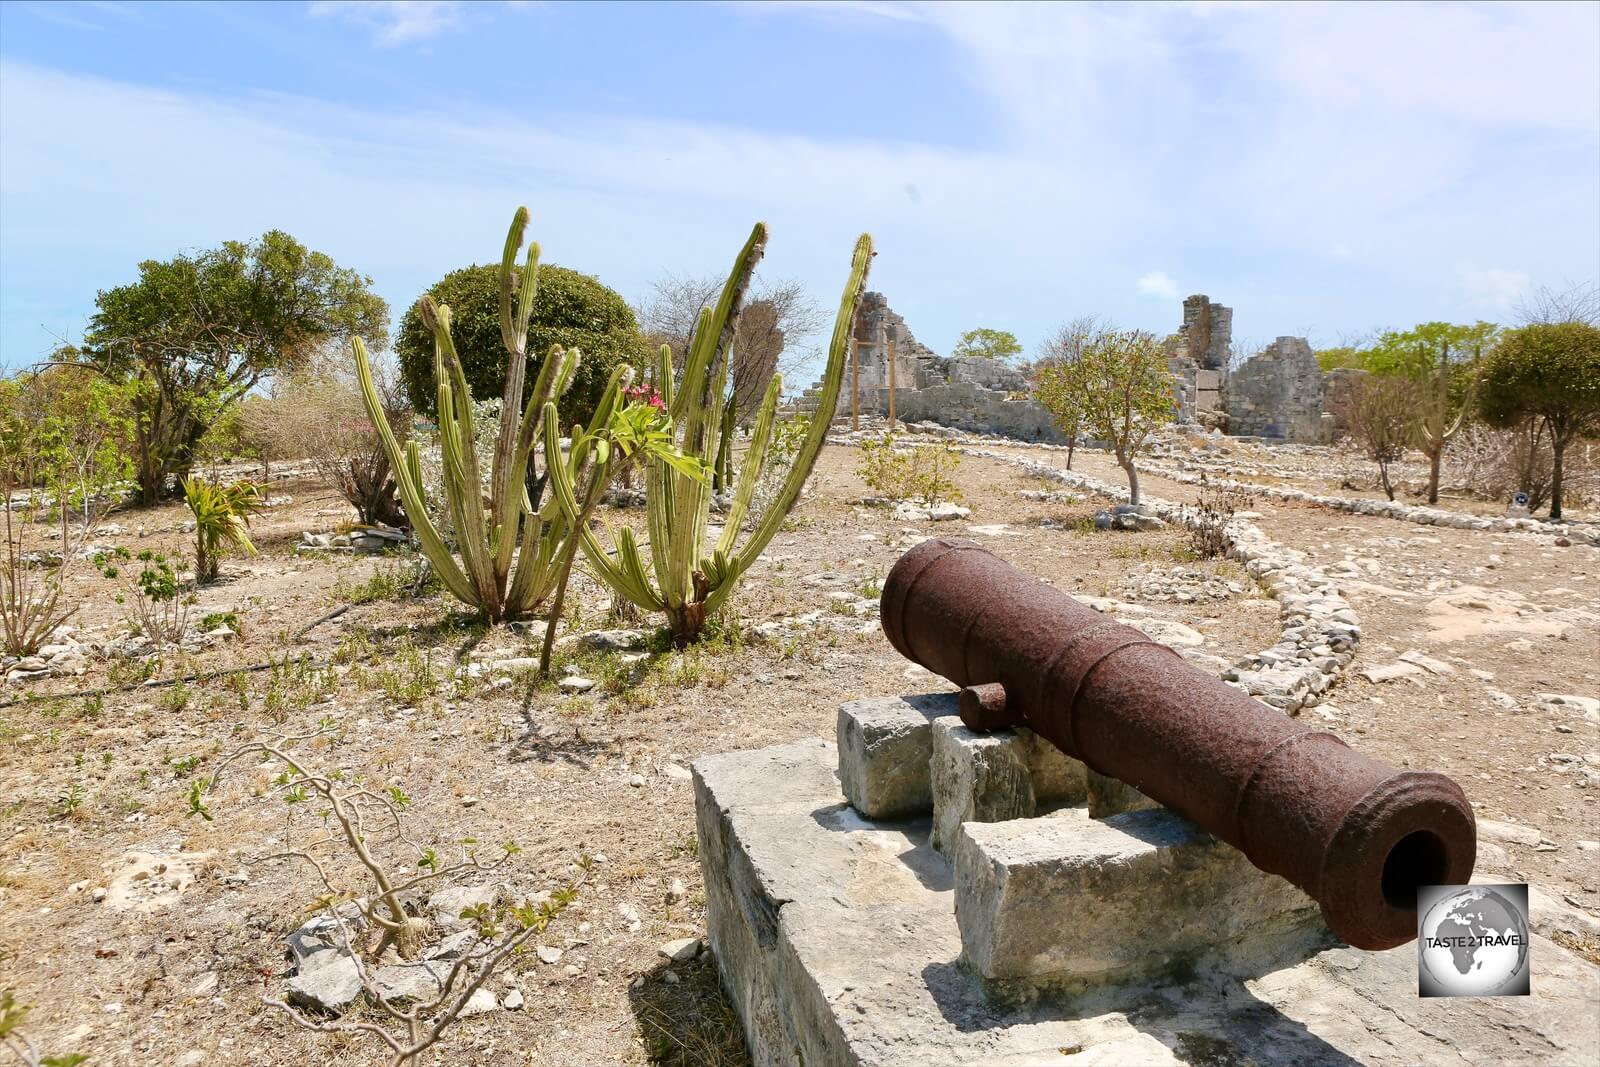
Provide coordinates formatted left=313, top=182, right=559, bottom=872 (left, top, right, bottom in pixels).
left=855, top=419, right=1598, bottom=546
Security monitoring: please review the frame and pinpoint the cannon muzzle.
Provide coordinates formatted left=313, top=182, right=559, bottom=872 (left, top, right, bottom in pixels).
left=881, top=537, right=1475, bottom=950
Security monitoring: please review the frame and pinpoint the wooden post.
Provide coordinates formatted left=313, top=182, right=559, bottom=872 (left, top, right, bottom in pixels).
left=887, top=335, right=897, bottom=430
left=850, top=336, right=859, bottom=431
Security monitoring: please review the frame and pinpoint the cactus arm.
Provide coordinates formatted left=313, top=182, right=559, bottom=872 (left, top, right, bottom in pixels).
left=645, top=456, right=677, bottom=603
left=515, top=240, right=539, bottom=352
left=701, top=233, right=873, bottom=617
left=671, top=223, right=767, bottom=425
left=648, top=220, right=766, bottom=616
left=492, top=212, right=537, bottom=524
left=428, top=302, right=501, bottom=600
left=542, top=406, right=585, bottom=533
left=352, top=338, right=476, bottom=606
left=654, top=344, right=674, bottom=411
left=578, top=522, right=663, bottom=612
left=499, top=206, right=529, bottom=356
left=436, top=376, right=492, bottom=603
left=715, top=371, right=781, bottom=555
left=614, top=527, right=664, bottom=609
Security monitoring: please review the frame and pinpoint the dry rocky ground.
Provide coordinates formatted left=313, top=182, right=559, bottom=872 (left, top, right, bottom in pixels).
left=2, top=435, right=1597, bottom=1066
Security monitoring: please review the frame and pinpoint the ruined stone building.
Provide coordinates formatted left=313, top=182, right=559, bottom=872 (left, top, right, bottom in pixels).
left=800, top=291, right=1342, bottom=445
left=798, top=292, right=1067, bottom=442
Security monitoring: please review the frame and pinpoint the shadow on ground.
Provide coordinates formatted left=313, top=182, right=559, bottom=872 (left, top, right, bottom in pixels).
left=627, top=951, right=750, bottom=1066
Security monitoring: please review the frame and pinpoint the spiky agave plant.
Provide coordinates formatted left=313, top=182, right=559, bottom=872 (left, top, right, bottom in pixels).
left=352, top=207, right=629, bottom=627
left=580, top=225, right=873, bottom=643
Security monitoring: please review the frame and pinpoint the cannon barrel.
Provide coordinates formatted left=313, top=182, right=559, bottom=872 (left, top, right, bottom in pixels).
left=881, top=538, right=1475, bottom=950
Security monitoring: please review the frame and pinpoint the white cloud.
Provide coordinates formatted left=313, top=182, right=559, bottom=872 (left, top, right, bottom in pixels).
left=307, top=1, right=469, bottom=46
left=1456, top=263, right=1532, bottom=311
left=1137, top=272, right=1180, bottom=300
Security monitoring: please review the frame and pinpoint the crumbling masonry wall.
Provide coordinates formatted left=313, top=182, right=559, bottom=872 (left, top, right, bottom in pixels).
left=801, top=291, right=1337, bottom=445
left=800, top=292, right=1068, bottom=443
left=1181, top=294, right=1233, bottom=372
left=1226, top=336, right=1332, bottom=442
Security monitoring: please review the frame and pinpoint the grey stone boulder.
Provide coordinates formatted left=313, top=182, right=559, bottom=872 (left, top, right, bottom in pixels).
left=428, top=884, right=501, bottom=930
left=371, top=959, right=451, bottom=1003
left=286, top=952, right=364, bottom=1013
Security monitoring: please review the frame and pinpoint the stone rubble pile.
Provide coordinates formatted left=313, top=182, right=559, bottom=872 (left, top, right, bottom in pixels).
left=298, top=525, right=411, bottom=554
left=1118, top=564, right=1245, bottom=604
left=2, top=627, right=94, bottom=683
left=960, top=446, right=1360, bottom=716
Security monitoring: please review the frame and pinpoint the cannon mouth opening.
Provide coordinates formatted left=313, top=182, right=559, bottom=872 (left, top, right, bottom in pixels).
left=1381, top=830, right=1449, bottom=911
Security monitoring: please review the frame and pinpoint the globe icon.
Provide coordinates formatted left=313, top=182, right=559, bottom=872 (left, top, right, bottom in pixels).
left=1419, top=887, right=1530, bottom=995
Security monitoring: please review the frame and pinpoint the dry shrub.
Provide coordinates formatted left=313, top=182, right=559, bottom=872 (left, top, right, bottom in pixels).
left=1188, top=476, right=1253, bottom=559
left=243, top=359, right=411, bottom=527
left=1449, top=421, right=1597, bottom=512
left=1329, top=373, right=1414, bottom=500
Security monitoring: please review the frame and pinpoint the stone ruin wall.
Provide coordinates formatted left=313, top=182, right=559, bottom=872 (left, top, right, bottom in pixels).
left=802, top=291, right=1070, bottom=443
left=803, top=291, right=1342, bottom=445
left=1225, top=336, right=1334, bottom=442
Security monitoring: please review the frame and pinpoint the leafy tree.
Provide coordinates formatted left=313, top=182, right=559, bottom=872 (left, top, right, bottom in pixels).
left=396, top=263, right=650, bottom=433
left=1035, top=326, right=1174, bottom=504
left=1364, top=321, right=1497, bottom=503
left=1316, top=346, right=1365, bottom=371
left=82, top=232, right=389, bottom=504
left=1032, top=317, right=1101, bottom=469
left=952, top=327, right=1023, bottom=362
left=1, top=370, right=131, bottom=655
left=1477, top=321, right=1600, bottom=519
left=0, top=368, right=133, bottom=532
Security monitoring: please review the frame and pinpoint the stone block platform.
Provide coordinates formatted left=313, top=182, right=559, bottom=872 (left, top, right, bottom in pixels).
left=694, top=738, right=1600, bottom=1066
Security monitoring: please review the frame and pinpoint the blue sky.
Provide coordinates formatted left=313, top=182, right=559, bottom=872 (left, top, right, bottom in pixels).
left=2, top=0, right=1597, bottom=378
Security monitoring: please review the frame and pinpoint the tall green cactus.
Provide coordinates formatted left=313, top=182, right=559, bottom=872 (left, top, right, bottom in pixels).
left=352, top=207, right=627, bottom=628
left=581, top=226, right=873, bottom=643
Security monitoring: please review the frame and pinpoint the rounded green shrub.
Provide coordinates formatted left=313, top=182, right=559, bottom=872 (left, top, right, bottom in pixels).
left=396, top=263, right=649, bottom=430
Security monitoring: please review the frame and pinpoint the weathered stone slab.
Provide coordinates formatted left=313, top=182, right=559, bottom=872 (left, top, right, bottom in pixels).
left=695, top=740, right=1600, bottom=1067
left=930, top=720, right=1091, bottom=854
left=953, top=807, right=1319, bottom=990
left=1016, top=727, right=1087, bottom=806
left=1085, top=766, right=1160, bottom=818
left=931, top=718, right=1034, bottom=853
left=836, top=694, right=956, bottom=818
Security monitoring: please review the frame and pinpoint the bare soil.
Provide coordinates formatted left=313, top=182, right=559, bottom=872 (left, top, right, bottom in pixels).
left=2, top=441, right=1596, bottom=1066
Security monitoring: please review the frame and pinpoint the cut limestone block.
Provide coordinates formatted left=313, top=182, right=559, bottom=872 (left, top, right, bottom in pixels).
left=953, top=806, right=1320, bottom=992
left=932, top=719, right=1034, bottom=854
left=836, top=693, right=957, bottom=819
left=1086, top=767, right=1160, bottom=818
left=1016, top=727, right=1087, bottom=806
left=931, top=719, right=1090, bottom=854
left=695, top=739, right=1600, bottom=1067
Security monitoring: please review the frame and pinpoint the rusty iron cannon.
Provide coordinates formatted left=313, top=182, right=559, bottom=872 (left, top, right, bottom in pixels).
left=881, top=537, right=1476, bottom=950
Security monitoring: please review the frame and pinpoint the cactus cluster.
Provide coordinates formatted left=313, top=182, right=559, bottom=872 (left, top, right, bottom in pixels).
left=581, top=225, right=873, bottom=643
left=352, top=207, right=626, bottom=628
